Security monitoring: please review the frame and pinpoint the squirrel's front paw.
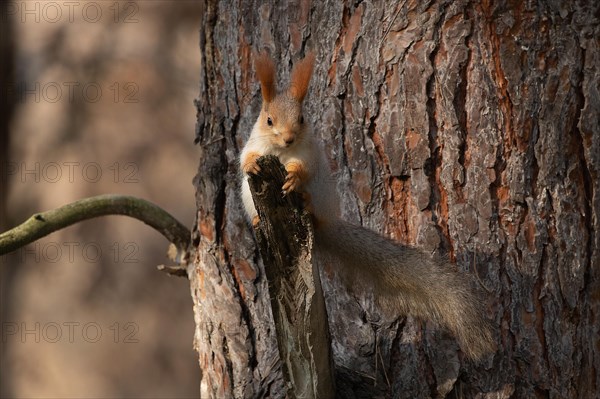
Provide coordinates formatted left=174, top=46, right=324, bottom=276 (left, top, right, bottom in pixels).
left=282, top=172, right=301, bottom=194
left=242, top=153, right=261, bottom=175
left=282, top=162, right=306, bottom=194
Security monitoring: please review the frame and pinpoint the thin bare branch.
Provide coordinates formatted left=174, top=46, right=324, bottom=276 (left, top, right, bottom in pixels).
left=0, top=194, right=190, bottom=256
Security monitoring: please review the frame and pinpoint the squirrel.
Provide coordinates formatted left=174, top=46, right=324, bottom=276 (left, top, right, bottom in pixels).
left=239, top=51, right=495, bottom=360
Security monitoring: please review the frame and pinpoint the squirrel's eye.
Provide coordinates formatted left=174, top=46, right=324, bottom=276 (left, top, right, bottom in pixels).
left=267, top=117, right=273, bottom=126
left=299, top=115, right=304, bottom=124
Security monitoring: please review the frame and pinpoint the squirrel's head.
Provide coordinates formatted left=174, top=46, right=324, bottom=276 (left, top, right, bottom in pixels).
left=254, top=51, right=315, bottom=149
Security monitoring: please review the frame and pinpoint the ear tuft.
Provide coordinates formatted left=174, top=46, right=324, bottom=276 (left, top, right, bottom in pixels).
left=289, top=52, right=315, bottom=102
left=254, top=50, right=276, bottom=103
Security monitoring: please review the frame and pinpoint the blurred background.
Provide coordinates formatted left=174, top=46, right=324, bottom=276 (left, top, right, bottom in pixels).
left=1, top=1, right=202, bottom=397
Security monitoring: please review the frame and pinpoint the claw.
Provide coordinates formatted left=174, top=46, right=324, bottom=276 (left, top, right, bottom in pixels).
left=282, top=172, right=300, bottom=194
left=282, top=162, right=307, bottom=194
left=242, top=152, right=262, bottom=175
left=243, top=161, right=261, bottom=175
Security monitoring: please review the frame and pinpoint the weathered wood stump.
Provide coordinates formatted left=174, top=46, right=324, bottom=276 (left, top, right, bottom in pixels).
left=248, top=155, right=335, bottom=398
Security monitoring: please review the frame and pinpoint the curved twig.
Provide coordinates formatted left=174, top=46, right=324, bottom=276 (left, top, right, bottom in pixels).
left=0, top=194, right=190, bottom=256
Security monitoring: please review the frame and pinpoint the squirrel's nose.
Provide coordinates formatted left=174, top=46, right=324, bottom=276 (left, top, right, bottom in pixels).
left=284, top=137, right=295, bottom=145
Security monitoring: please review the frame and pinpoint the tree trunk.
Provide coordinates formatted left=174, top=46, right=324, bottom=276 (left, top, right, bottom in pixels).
left=190, top=0, right=599, bottom=397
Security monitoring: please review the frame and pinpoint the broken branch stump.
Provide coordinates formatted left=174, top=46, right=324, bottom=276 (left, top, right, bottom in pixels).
left=248, top=155, right=335, bottom=398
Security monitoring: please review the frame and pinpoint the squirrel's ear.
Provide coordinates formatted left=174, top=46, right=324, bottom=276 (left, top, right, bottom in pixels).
left=288, top=52, right=315, bottom=102
left=254, top=51, right=276, bottom=103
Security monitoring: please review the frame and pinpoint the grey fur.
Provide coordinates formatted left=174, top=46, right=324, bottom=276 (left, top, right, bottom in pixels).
left=316, top=220, right=495, bottom=360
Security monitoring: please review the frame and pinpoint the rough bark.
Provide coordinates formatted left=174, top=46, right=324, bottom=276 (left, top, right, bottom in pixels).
left=191, top=0, right=599, bottom=397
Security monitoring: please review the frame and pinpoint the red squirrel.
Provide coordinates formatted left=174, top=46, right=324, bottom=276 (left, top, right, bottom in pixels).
left=240, top=51, right=495, bottom=360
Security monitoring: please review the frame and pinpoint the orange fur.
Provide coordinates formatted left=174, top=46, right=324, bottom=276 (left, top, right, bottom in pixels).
left=254, top=51, right=276, bottom=103
left=283, top=161, right=309, bottom=193
left=242, top=151, right=262, bottom=174
left=288, top=52, right=315, bottom=102
left=285, top=161, right=309, bottom=183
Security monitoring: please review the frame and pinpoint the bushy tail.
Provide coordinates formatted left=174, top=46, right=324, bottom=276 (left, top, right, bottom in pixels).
left=315, top=219, right=495, bottom=360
